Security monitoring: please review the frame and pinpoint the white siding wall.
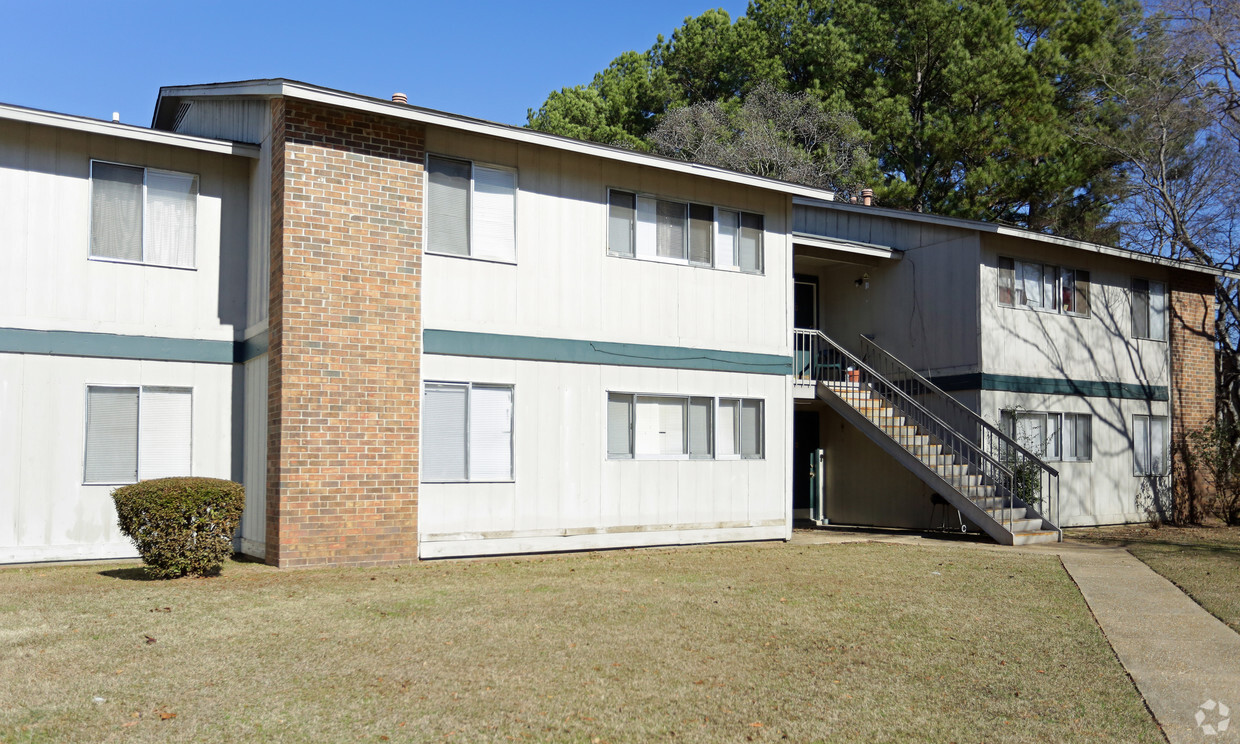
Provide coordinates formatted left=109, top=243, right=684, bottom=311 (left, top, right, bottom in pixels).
left=0, top=118, right=250, bottom=340
left=0, top=353, right=234, bottom=563
left=422, top=128, right=792, bottom=356
left=981, top=390, right=1170, bottom=526
left=420, top=356, right=791, bottom=558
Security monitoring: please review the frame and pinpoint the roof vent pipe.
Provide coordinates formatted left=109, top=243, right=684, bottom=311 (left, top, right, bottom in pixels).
left=861, top=188, right=873, bottom=207
left=112, top=112, right=120, bottom=123
left=391, top=92, right=408, bottom=104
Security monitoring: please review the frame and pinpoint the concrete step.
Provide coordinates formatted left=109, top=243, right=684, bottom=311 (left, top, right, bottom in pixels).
left=1011, top=530, right=1060, bottom=545
left=907, top=443, right=944, bottom=457
left=917, top=454, right=956, bottom=468
left=959, top=484, right=998, bottom=499
left=932, top=464, right=971, bottom=478
left=986, top=507, right=1032, bottom=522
left=974, top=496, right=1017, bottom=511
left=1005, top=518, right=1045, bottom=533
left=946, top=474, right=984, bottom=488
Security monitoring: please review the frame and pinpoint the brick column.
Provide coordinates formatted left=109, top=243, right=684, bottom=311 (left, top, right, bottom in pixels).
left=1169, top=271, right=1216, bottom=523
left=266, top=99, right=424, bottom=567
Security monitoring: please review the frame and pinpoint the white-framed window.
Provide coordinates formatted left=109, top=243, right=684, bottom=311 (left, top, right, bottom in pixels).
left=83, top=385, right=192, bottom=484
left=426, top=155, right=517, bottom=262
left=1131, top=278, right=1167, bottom=341
left=607, top=189, right=764, bottom=274
left=1000, top=409, right=1092, bottom=462
left=90, top=161, right=197, bottom=269
left=997, top=257, right=1089, bottom=317
left=608, top=393, right=762, bottom=460
left=423, top=382, right=514, bottom=482
left=1134, top=414, right=1169, bottom=475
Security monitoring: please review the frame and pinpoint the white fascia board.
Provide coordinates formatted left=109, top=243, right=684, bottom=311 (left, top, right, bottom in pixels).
left=793, top=196, right=1237, bottom=279
left=0, top=102, right=260, bottom=158
left=155, top=79, right=838, bottom=202
left=792, top=233, right=900, bottom=260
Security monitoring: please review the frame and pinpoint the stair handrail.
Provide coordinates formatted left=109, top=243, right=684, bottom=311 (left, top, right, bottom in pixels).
left=801, top=329, right=1014, bottom=479
left=857, top=335, right=1059, bottom=479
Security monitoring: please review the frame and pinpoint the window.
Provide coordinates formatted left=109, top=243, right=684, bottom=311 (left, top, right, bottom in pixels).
left=608, top=190, right=763, bottom=273
left=84, top=386, right=192, bottom=484
left=427, top=155, right=516, bottom=262
left=608, top=393, right=760, bottom=459
left=423, top=382, right=513, bottom=481
left=1131, top=278, right=1167, bottom=341
left=1000, top=409, right=1092, bottom=462
left=997, top=257, right=1089, bottom=316
left=1134, top=414, right=1169, bottom=475
left=90, top=161, right=197, bottom=268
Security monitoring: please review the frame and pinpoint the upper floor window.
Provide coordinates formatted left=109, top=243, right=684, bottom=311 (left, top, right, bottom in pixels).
left=608, top=190, right=763, bottom=274
left=90, top=161, right=197, bottom=269
left=997, top=257, right=1089, bottom=317
left=84, top=385, right=192, bottom=484
left=423, top=382, right=514, bottom=482
left=1131, top=278, right=1167, bottom=341
left=426, top=155, right=516, bottom=262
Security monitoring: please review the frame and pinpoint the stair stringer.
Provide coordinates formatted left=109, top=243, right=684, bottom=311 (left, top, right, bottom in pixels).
left=815, top=382, right=1016, bottom=545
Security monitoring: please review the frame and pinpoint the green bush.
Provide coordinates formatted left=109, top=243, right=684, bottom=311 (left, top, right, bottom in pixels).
left=111, top=477, right=245, bottom=578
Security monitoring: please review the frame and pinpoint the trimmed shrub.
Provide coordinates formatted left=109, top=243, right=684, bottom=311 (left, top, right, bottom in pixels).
left=111, top=477, right=245, bottom=578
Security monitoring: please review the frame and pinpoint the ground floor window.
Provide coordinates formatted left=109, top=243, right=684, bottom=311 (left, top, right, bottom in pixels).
left=608, top=393, right=763, bottom=460
left=84, top=385, right=192, bottom=484
left=424, top=382, right=514, bottom=482
left=1133, top=414, right=1169, bottom=476
left=1000, top=409, right=1092, bottom=462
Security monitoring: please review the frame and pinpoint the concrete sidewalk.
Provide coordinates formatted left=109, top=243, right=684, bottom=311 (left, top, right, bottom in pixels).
left=790, top=529, right=1240, bottom=742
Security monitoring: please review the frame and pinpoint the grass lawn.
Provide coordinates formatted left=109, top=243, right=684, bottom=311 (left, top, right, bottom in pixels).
left=1071, top=522, right=1240, bottom=633
left=0, top=541, right=1160, bottom=743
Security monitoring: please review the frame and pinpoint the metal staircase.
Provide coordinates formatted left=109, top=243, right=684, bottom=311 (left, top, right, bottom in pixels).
left=794, top=329, right=1060, bottom=545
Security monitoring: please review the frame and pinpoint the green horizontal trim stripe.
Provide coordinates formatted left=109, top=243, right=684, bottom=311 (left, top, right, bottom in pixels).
left=425, top=329, right=794, bottom=375
left=932, top=372, right=1168, bottom=402
left=0, top=327, right=235, bottom=364
left=236, top=330, right=269, bottom=363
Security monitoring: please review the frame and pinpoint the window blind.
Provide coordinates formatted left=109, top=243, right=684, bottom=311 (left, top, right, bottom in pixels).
left=1132, top=279, right=1151, bottom=338
left=1020, top=262, right=1043, bottom=309
left=138, top=387, right=192, bottom=479
left=656, top=200, right=687, bottom=260
left=84, top=386, right=139, bottom=483
left=1149, top=281, right=1167, bottom=340
left=636, top=397, right=686, bottom=456
left=636, top=196, right=658, bottom=257
left=428, top=156, right=470, bottom=256
left=144, top=171, right=197, bottom=268
left=717, top=399, right=739, bottom=456
left=90, top=163, right=143, bottom=262
left=688, top=397, right=713, bottom=458
left=1134, top=415, right=1151, bottom=475
left=608, top=191, right=636, bottom=256
left=607, top=393, right=634, bottom=458
left=716, top=210, right=739, bottom=269
left=689, top=204, right=713, bottom=266
left=739, top=213, right=763, bottom=273
left=740, top=399, right=762, bottom=458
left=424, top=383, right=468, bottom=480
left=472, top=166, right=516, bottom=262
left=997, top=257, right=1015, bottom=305
left=1150, top=416, right=1167, bottom=474
left=468, top=385, right=513, bottom=480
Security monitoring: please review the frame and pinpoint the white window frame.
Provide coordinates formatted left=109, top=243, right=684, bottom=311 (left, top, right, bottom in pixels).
left=1000, top=408, right=1092, bottom=463
left=422, top=381, right=515, bottom=483
left=606, top=188, right=764, bottom=275
left=82, top=384, right=194, bottom=485
left=88, top=159, right=199, bottom=270
left=425, top=154, right=518, bottom=264
left=1133, top=414, right=1169, bottom=476
left=997, top=256, right=1089, bottom=318
left=1131, top=278, right=1168, bottom=341
left=607, top=393, right=764, bottom=461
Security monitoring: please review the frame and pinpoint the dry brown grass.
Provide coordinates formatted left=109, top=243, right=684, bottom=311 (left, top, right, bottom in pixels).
left=0, top=541, right=1160, bottom=743
left=1072, top=521, right=1240, bottom=633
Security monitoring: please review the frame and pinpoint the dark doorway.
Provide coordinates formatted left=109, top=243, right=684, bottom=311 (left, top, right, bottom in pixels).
left=793, top=409, right=821, bottom=514
left=794, top=276, right=818, bottom=330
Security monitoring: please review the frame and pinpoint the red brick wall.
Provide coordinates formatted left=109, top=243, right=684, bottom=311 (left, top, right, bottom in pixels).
left=266, top=98, right=424, bottom=567
left=1169, top=271, right=1217, bottom=518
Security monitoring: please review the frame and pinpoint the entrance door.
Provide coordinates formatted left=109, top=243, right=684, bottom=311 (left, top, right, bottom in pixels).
left=794, top=277, right=818, bottom=330
left=793, top=409, right=821, bottom=518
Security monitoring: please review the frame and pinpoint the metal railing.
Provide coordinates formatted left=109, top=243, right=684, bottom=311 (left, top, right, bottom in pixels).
left=794, top=328, right=1060, bottom=538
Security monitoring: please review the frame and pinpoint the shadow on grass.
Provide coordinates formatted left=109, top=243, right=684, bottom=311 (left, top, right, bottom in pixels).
left=98, top=566, right=158, bottom=581
left=97, top=556, right=259, bottom=582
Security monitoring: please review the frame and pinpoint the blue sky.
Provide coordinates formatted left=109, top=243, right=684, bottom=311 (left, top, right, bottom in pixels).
left=1, top=0, right=749, bottom=127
